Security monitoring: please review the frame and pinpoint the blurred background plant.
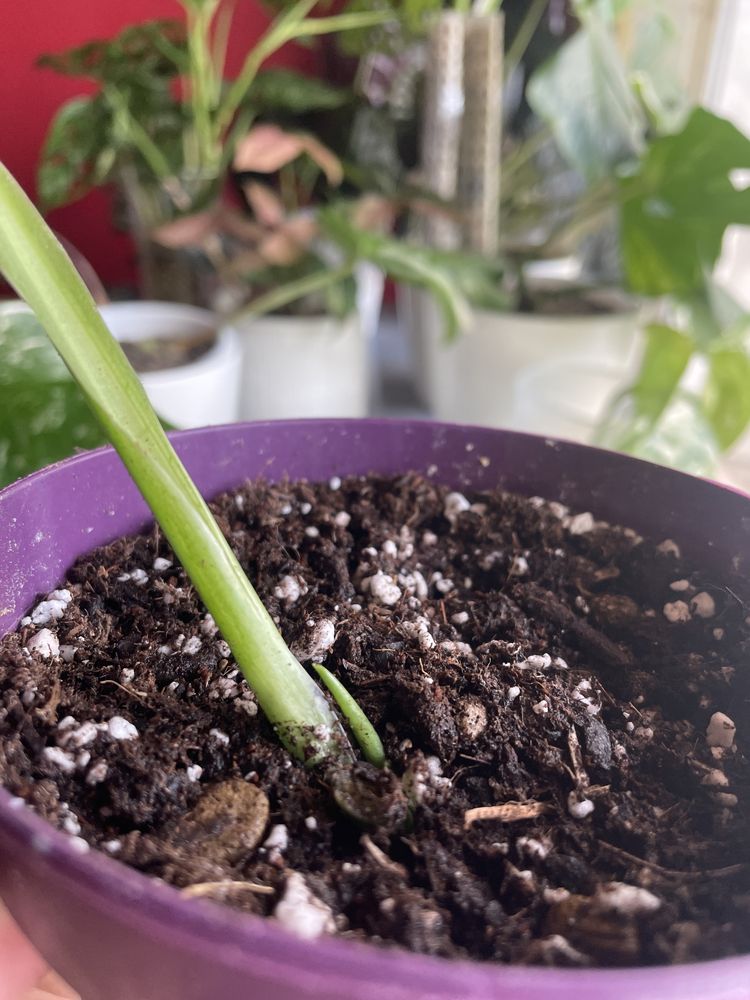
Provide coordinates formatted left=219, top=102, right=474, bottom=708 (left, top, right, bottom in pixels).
left=8, top=0, right=750, bottom=483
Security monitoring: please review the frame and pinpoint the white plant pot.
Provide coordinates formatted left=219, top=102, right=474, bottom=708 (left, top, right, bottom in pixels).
left=414, top=292, right=641, bottom=428
left=98, top=302, right=241, bottom=430
left=234, top=312, right=367, bottom=420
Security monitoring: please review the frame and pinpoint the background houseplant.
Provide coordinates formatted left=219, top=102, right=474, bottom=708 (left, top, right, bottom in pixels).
left=36, top=0, right=392, bottom=305
left=405, top=0, right=750, bottom=478
left=2, top=158, right=750, bottom=996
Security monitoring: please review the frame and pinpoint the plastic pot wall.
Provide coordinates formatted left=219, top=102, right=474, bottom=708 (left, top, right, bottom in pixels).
left=0, top=420, right=748, bottom=1000
left=409, top=291, right=640, bottom=428
left=99, top=302, right=242, bottom=429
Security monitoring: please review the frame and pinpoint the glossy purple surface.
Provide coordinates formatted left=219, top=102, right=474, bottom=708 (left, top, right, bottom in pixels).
left=0, top=420, right=748, bottom=1000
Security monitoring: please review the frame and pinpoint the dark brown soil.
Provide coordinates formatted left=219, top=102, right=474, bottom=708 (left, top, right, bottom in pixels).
left=1, top=474, right=749, bottom=968
left=121, top=331, right=216, bottom=373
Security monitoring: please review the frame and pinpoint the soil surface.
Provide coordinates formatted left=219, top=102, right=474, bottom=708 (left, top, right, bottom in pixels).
left=121, top=331, right=216, bottom=373
left=1, top=474, right=749, bottom=968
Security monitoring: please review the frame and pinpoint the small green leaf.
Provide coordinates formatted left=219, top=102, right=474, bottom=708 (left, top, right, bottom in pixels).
left=619, top=108, right=750, bottom=296
left=245, top=68, right=351, bottom=114
left=313, top=663, right=385, bottom=768
left=596, top=322, right=693, bottom=453
left=703, top=346, right=750, bottom=450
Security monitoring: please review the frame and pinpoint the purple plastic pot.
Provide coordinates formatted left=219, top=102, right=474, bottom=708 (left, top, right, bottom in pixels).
left=0, top=420, right=748, bottom=1000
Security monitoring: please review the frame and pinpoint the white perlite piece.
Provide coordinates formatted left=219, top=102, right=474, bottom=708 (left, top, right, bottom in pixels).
left=333, top=511, right=351, bottom=528
left=200, top=614, right=218, bottom=637
left=451, top=611, right=469, bottom=625
left=516, top=836, right=549, bottom=861
left=364, top=571, right=401, bottom=606
left=401, top=618, right=436, bottom=651
left=701, top=768, right=729, bottom=788
left=568, top=793, right=594, bottom=819
left=186, top=764, right=203, bottom=782
left=304, top=816, right=318, bottom=831
left=443, top=492, right=471, bottom=524
left=30, top=589, right=72, bottom=626
left=663, top=600, right=691, bottom=623
left=58, top=720, right=100, bottom=749
left=690, top=592, right=715, bottom=619
left=43, top=746, right=76, bottom=773
left=274, top=872, right=335, bottom=940
left=532, top=699, right=549, bottom=716
left=263, top=824, right=289, bottom=852
left=567, top=512, right=595, bottom=535
left=382, top=539, right=398, bottom=558
left=508, top=686, right=521, bottom=703
left=298, top=619, right=336, bottom=661
left=130, top=569, right=149, bottom=586
left=182, top=636, right=202, bottom=656
left=26, top=629, right=59, bottom=659
left=153, top=557, right=173, bottom=572
left=422, top=530, right=438, bottom=546
left=399, top=570, right=429, bottom=601
left=210, top=728, right=230, bottom=745
left=329, top=476, right=342, bottom=491
left=509, top=555, right=529, bottom=576
left=107, top=716, right=139, bottom=741
left=86, top=761, right=108, bottom=785
left=596, top=883, right=661, bottom=916
left=706, top=712, right=736, bottom=749
left=669, top=579, right=691, bottom=592
left=657, top=539, right=681, bottom=557
left=521, top=654, right=552, bottom=671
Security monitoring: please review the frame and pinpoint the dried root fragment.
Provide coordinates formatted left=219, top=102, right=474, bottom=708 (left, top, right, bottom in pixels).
left=464, top=801, right=551, bottom=829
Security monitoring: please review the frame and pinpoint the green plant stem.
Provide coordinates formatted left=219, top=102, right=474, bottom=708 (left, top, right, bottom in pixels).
left=313, top=664, right=385, bottom=768
left=215, top=4, right=393, bottom=144
left=504, top=0, right=547, bottom=83
left=184, top=0, right=222, bottom=174
left=0, top=160, right=350, bottom=767
left=232, top=262, right=355, bottom=321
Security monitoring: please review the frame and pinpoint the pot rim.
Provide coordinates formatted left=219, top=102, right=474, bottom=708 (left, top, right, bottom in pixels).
left=98, top=301, right=240, bottom=385
left=1, top=419, right=748, bottom=997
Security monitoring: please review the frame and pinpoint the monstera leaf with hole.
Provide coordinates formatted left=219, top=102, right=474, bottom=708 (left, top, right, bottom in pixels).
left=618, top=108, right=750, bottom=297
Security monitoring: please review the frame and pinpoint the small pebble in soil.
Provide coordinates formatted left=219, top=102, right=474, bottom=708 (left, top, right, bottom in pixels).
left=706, top=712, right=736, bottom=749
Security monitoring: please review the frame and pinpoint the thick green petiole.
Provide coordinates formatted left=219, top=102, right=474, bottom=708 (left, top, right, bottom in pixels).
left=313, top=663, right=386, bottom=768
left=0, top=161, right=353, bottom=767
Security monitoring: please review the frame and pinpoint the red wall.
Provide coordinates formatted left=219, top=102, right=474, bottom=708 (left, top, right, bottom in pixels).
left=0, top=1, right=317, bottom=288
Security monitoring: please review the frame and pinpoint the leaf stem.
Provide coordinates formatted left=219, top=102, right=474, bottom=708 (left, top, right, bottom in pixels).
left=0, top=160, right=350, bottom=767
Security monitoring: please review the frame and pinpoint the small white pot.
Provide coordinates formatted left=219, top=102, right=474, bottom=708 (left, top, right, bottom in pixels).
left=414, top=292, right=640, bottom=427
left=234, top=312, right=367, bottom=420
left=99, top=302, right=241, bottom=429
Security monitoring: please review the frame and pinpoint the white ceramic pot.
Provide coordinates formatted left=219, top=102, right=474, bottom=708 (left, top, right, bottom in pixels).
left=414, top=292, right=641, bottom=427
left=234, top=312, right=367, bottom=420
left=98, top=302, right=241, bottom=429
